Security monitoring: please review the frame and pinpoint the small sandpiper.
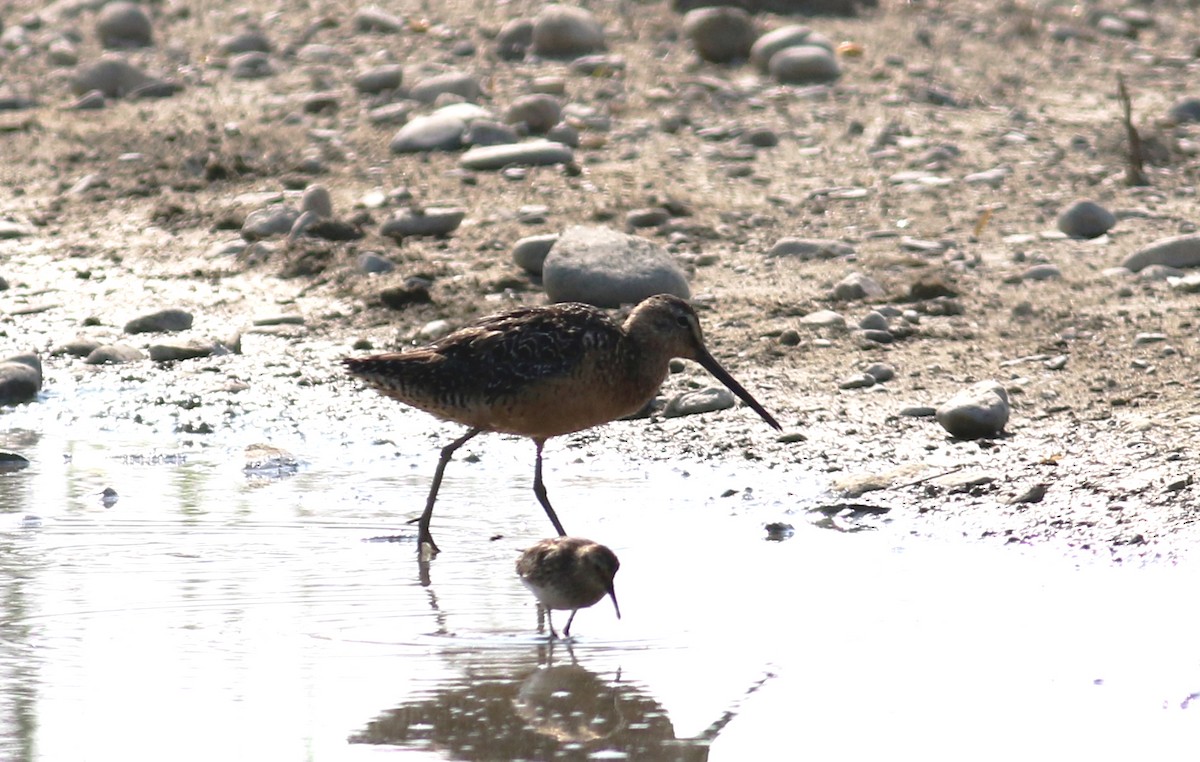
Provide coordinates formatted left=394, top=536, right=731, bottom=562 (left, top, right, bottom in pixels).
left=516, top=537, right=621, bottom=639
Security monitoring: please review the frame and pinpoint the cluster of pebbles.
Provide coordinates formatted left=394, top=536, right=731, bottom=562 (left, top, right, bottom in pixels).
left=3, top=0, right=1200, bottom=551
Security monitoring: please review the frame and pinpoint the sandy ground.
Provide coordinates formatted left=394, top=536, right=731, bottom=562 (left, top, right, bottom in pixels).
left=2, top=0, right=1200, bottom=561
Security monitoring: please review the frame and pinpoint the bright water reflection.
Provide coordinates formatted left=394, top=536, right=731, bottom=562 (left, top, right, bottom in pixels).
left=0, top=424, right=1198, bottom=761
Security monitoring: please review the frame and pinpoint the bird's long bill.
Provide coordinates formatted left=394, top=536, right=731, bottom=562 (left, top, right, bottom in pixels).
left=696, top=349, right=782, bottom=430
left=607, top=585, right=621, bottom=620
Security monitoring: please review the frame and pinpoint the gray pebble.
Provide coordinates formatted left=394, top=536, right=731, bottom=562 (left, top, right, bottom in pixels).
left=418, top=319, right=453, bottom=341
left=380, top=207, right=465, bottom=240
left=294, top=44, right=340, bottom=64
left=858, top=311, right=889, bottom=331
left=229, top=52, right=273, bottom=80
left=542, top=225, right=690, bottom=307
left=410, top=71, right=481, bottom=104
left=799, top=309, right=846, bottom=328
left=148, top=342, right=218, bottom=362
left=389, top=112, right=466, bottom=153
left=532, top=5, right=605, bottom=58
left=218, top=30, right=272, bottom=55
left=125, top=308, right=193, bottom=334
left=1056, top=199, right=1115, bottom=239
left=512, top=233, right=559, bottom=275
left=769, top=45, right=840, bottom=85
left=740, top=128, right=779, bottom=148
left=368, top=101, right=415, bottom=126
left=936, top=380, right=1010, bottom=439
left=750, top=24, right=814, bottom=71
left=504, top=94, right=562, bottom=133
left=1022, top=264, right=1062, bottom=281
left=496, top=18, right=534, bottom=60
left=865, top=362, right=895, bottom=382
left=545, top=122, right=580, bottom=147
left=464, top=119, right=520, bottom=147
left=626, top=208, right=670, bottom=229
left=353, top=6, right=405, bottom=33
left=839, top=373, right=876, bottom=390
left=1168, top=97, right=1200, bottom=124
left=1139, top=264, right=1183, bottom=281
left=357, top=252, right=395, bottom=274
left=900, top=405, right=937, bottom=417
left=97, top=2, right=152, bottom=49
left=779, top=328, right=801, bottom=346
left=861, top=329, right=894, bottom=344
left=459, top=140, right=574, bottom=171
left=85, top=344, right=145, bottom=364
left=767, top=237, right=854, bottom=259
left=54, top=338, right=102, bottom=357
left=963, top=166, right=1010, bottom=188
left=0, top=353, right=42, bottom=405
left=663, top=386, right=736, bottom=418
left=301, top=185, right=333, bottom=218
left=242, top=204, right=300, bottom=240
left=354, top=64, right=403, bottom=94
left=1121, top=233, right=1200, bottom=272
left=832, top=272, right=884, bottom=301
left=1133, top=332, right=1168, bottom=345
left=683, top=7, right=756, bottom=64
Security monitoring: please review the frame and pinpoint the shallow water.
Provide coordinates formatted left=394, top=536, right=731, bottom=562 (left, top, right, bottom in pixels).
left=1, top=385, right=1199, bottom=761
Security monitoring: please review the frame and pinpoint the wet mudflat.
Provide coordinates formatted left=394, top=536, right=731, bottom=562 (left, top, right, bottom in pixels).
left=1, top=384, right=1198, bottom=762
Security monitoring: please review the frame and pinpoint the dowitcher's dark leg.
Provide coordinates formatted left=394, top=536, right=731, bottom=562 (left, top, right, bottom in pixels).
left=417, top=427, right=482, bottom=556
left=563, top=609, right=578, bottom=638
left=545, top=607, right=559, bottom=639
left=532, top=438, right=568, bottom=537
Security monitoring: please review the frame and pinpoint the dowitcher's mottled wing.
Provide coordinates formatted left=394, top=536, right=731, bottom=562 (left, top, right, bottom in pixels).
left=344, top=302, right=627, bottom=433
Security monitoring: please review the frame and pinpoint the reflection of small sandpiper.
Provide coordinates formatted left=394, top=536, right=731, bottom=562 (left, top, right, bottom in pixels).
left=344, top=294, right=781, bottom=557
left=516, top=537, right=620, bottom=639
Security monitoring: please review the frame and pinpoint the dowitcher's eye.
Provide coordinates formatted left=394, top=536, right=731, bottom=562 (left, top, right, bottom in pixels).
left=675, top=315, right=690, bottom=327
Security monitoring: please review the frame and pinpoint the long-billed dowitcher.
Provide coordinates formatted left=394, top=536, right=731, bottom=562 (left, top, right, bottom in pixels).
left=516, top=537, right=620, bottom=638
left=344, top=293, right=781, bottom=555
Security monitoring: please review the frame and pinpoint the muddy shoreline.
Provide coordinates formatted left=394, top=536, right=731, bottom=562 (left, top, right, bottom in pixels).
left=2, top=0, right=1199, bottom=561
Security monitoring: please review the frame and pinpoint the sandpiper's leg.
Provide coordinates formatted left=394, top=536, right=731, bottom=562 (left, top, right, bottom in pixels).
left=563, top=609, right=579, bottom=638
left=417, top=427, right=482, bottom=556
left=532, top=438, right=568, bottom=537
left=546, top=608, right=559, bottom=639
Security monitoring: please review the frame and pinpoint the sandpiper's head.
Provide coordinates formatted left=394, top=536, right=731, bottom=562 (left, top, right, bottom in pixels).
left=626, top=294, right=781, bottom=431
left=580, top=542, right=621, bottom=619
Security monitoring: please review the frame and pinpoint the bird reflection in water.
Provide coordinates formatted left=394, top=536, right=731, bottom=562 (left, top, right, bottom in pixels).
left=349, top=643, right=774, bottom=760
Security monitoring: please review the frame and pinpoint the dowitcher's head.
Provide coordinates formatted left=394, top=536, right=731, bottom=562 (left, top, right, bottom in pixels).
left=625, top=294, right=781, bottom=430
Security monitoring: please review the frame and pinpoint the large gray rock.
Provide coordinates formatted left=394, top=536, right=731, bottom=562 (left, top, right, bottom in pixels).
left=936, top=381, right=1010, bottom=439
left=542, top=226, right=691, bottom=307
left=389, top=112, right=467, bottom=153
left=769, top=44, right=840, bottom=84
left=531, top=5, right=605, bottom=58
left=459, top=140, right=574, bottom=170
left=750, top=24, right=815, bottom=71
left=683, top=7, right=756, bottom=63
left=1121, top=234, right=1200, bottom=272
left=124, top=309, right=193, bottom=334
left=1056, top=199, right=1115, bottom=239
left=0, top=353, right=42, bottom=405
left=70, top=56, right=153, bottom=97
left=96, top=2, right=152, bottom=49
left=85, top=344, right=145, bottom=364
